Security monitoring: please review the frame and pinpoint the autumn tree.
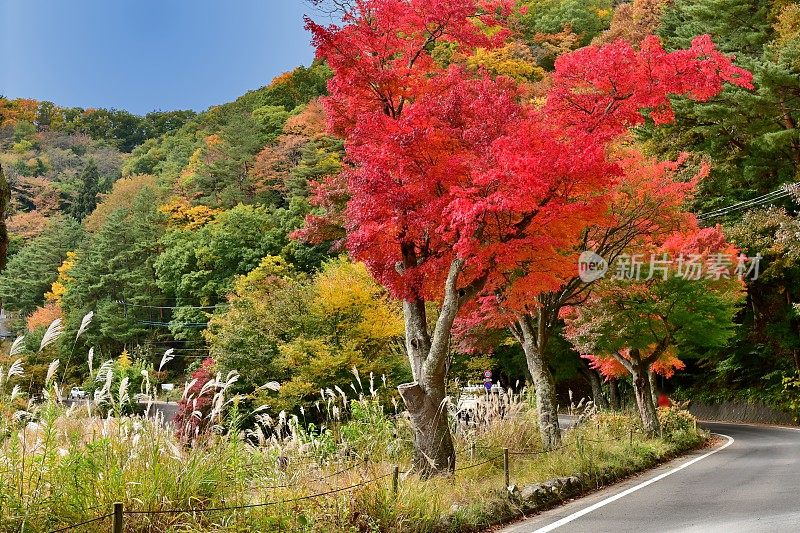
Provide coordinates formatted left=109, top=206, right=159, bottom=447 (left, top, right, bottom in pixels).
left=84, top=174, right=160, bottom=231
left=593, top=0, right=670, bottom=46
left=476, top=151, right=707, bottom=446
left=308, top=0, right=751, bottom=471
left=207, top=257, right=408, bottom=412
left=563, top=227, right=745, bottom=433
left=484, top=35, right=750, bottom=448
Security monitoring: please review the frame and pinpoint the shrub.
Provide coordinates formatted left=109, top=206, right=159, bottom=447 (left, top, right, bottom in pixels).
left=657, top=407, right=696, bottom=439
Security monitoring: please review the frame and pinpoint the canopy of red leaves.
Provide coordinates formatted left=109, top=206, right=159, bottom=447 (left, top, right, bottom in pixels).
left=307, top=0, right=752, bottom=313
left=582, top=347, right=686, bottom=380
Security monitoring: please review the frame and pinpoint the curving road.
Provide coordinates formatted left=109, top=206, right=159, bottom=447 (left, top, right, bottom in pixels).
left=501, top=422, right=800, bottom=533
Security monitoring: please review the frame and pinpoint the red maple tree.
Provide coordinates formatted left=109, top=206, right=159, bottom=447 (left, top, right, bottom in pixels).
left=306, top=0, right=752, bottom=473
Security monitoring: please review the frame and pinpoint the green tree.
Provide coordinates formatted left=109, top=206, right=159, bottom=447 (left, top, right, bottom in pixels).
left=648, top=0, right=799, bottom=211
left=70, top=160, right=100, bottom=221
left=0, top=218, right=83, bottom=315
left=155, top=204, right=290, bottom=341
left=0, top=164, right=10, bottom=270
left=724, top=206, right=800, bottom=377
left=61, top=187, right=167, bottom=356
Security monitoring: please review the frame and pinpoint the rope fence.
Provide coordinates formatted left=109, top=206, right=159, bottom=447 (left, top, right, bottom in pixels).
left=49, top=512, right=113, bottom=533
left=48, top=423, right=640, bottom=531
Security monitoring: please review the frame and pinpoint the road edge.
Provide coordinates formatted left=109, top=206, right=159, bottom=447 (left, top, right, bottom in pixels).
left=523, top=433, right=734, bottom=532
left=483, top=432, right=719, bottom=532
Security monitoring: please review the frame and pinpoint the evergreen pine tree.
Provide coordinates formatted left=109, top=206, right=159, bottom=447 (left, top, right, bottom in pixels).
left=0, top=163, right=10, bottom=271
left=0, top=218, right=84, bottom=314
left=645, top=0, right=799, bottom=211
left=71, top=159, right=101, bottom=221
left=62, top=186, right=167, bottom=353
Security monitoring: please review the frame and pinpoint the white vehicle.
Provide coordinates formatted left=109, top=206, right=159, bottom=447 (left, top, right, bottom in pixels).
left=69, top=386, right=87, bottom=400
left=456, top=383, right=507, bottom=424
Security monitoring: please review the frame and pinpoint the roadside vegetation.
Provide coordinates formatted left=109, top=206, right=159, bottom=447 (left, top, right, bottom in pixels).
left=0, top=346, right=705, bottom=532
left=0, top=0, right=797, bottom=529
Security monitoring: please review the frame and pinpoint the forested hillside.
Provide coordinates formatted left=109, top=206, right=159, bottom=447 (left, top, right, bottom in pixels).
left=4, top=0, right=800, bottom=530
left=1, top=0, right=799, bottom=422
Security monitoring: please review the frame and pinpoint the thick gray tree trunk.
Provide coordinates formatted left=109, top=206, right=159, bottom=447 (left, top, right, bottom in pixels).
left=397, top=381, right=454, bottom=476
left=515, top=316, right=561, bottom=450
left=397, top=260, right=471, bottom=477
left=632, top=363, right=660, bottom=435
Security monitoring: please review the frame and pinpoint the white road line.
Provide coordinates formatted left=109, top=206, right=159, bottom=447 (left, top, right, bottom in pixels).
left=531, top=433, right=735, bottom=533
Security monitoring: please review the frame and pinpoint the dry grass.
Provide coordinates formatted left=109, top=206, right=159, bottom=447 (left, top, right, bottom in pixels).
left=0, top=319, right=705, bottom=532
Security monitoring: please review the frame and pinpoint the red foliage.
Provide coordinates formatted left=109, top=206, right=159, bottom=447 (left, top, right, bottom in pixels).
left=661, top=224, right=739, bottom=259
left=307, top=0, right=752, bottom=326
left=306, top=0, right=514, bottom=135
left=582, top=348, right=686, bottom=380
left=546, top=35, right=753, bottom=142
left=174, top=358, right=216, bottom=442
left=292, top=172, right=349, bottom=250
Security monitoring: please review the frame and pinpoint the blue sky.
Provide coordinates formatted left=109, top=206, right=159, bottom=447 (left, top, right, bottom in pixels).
left=0, top=0, right=317, bottom=114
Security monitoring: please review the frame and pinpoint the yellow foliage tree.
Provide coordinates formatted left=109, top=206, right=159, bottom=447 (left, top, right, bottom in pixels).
left=179, top=134, right=226, bottom=188
left=159, top=197, right=222, bottom=230
left=84, top=174, right=160, bottom=232
left=207, top=257, right=409, bottom=412
left=466, top=42, right=545, bottom=82
left=117, top=349, right=132, bottom=370
left=45, top=251, right=77, bottom=305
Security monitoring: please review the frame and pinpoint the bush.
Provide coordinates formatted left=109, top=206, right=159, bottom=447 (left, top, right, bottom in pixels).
left=657, top=407, right=696, bottom=439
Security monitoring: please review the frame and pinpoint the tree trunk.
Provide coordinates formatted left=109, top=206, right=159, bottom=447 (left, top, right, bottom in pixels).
left=397, top=260, right=469, bottom=477
left=608, top=379, right=621, bottom=410
left=632, top=365, right=660, bottom=435
left=579, top=359, right=609, bottom=410
left=398, top=382, right=454, bottom=476
left=648, top=369, right=659, bottom=407
left=521, top=340, right=562, bottom=449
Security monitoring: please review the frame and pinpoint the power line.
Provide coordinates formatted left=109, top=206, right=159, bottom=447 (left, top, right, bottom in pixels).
left=139, top=321, right=209, bottom=328
left=699, top=192, right=791, bottom=220
left=698, top=188, right=790, bottom=219
left=700, top=189, right=789, bottom=217
left=697, top=184, right=798, bottom=220
left=118, top=300, right=227, bottom=310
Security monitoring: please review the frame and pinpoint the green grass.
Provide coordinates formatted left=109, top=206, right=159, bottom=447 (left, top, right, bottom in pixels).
left=0, top=398, right=706, bottom=532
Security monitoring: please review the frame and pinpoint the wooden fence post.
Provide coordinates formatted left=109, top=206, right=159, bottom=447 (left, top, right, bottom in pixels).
left=392, top=465, right=399, bottom=496
left=113, top=502, right=123, bottom=533
left=503, top=448, right=510, bottom=490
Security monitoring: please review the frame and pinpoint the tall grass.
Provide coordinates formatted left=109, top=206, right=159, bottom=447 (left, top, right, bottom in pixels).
left=0, top=320, right=706, bottom=532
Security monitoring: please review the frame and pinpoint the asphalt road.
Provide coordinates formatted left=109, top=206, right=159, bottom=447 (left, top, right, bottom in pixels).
left=65, top=399, right=179, bottom=424
left=501, top=421, right=800, bottom=533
